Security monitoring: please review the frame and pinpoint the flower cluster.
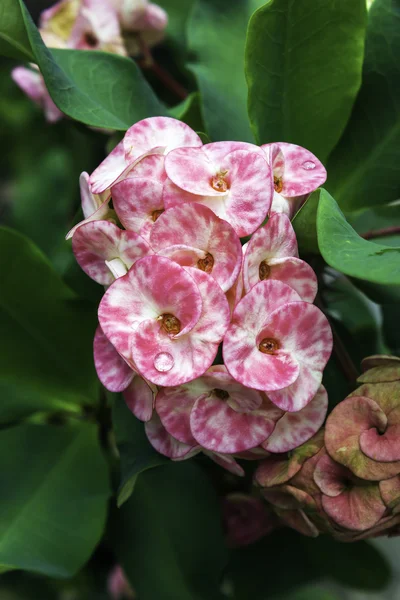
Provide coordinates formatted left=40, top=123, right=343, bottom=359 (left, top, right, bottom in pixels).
left=12, top=0, right=167, bottom=122
left=68, top=115, right=333, bottom=477
left=256, top=356, right=400, bottom=541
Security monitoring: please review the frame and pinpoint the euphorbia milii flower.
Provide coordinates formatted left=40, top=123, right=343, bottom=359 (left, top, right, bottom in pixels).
left=72, top=220, right=150, bottom=284
left=12, top=67, right=63, bottom=123
left=89, top=116, right=202, bottom=195
left=110, top=0, right=168, bottom=55
left=163, top=142, right=273, bottom=236
left=223, top=280, right=332, bottom=412
left=111, top=155, right=167, bottom=241
left=68, top=0, right=126, bottom=55
left=261, top=142, right=326, bottom=217
left=145, top=413, right=245, bottom=476
left=262, top=385, right=328, bottom=453
left=243, top=213, right=318, bottom=301
left=155, top=368, right=278, bottom=454
left=149, top=203, right=242, bottom=292
left=94, top=326, right=154, bottom=420
left=98, top=255, right=230, bottom=386
left=66, top=172, right=115, bottom=239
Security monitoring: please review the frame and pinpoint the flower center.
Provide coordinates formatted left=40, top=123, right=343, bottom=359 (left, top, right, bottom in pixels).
left=197, top=252, right=214, bottom=273
left=84, top=32, right=98, bottom=47
left=213, top=388, right=229, bottom=400
left=152, top=209, right=164, bottom=222
left=274, top=176, right=283, bottom=193
left=160, top=313, right=181, bottom=335
left=211, top=170, right=229, bottom=192
left=259, top=337, right=280, bottom=354
left=259, top=260, right=271, bottom=280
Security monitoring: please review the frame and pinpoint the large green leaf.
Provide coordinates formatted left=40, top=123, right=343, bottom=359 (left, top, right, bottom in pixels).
left=0, top=227, right=98, bottom=424
left=0, top=0, right=33, bottom=60
left=13, top=0, right=165, bottom=130
left=188, top=0, right=264, bottom=142
left=327, top=0, right=400, bottom=209
left=112, top=394, right=167, bottom=507
left=245, top=0, right=367, bottom=162
left=317, top=190, right=400, bottom=285
left=0, top=422, right=110, bottom=577
left=111, top=461, right=227, bottom=600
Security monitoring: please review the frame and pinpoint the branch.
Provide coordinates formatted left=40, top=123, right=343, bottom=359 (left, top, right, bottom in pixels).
left=361, top=226, right=400, bottom=241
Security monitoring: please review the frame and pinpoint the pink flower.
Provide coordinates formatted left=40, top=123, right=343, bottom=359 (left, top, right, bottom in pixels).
left=243, top=213, right=317, bottom=302
left=98, top=256, right=230, bottom=386
left=111, top=154, right=168, bottom=242
left=163, top=142, right=273, bottom=236
left=66, top=172, right=115, bottom=240
left=262, top=142, right=327, bottom=217
left=89, top=117, right=202, bottom=196
left=223, top=280, right=332, bottom=412
left=94, top=326, right=154, bottom=420
left=149, top=203, right=242, bottom=292
left=12, top=67, right=63, bottom=123
left=68, top=0, right=126, bottom=55
left=72, top=220, right=150, bottom=284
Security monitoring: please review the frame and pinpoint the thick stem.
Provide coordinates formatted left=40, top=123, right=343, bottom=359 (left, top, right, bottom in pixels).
left=361, top=226, right=400, bottom=241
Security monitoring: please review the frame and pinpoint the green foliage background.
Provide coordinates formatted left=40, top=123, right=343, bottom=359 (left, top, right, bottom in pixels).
left=0, top=0, right=399, bottom=598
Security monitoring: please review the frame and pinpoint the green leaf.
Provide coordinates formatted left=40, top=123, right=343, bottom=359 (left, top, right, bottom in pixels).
left=169, top=92, right=205, bottom=132
left=292, top=189, right=320, bottom=255
left=159, top=0, right=196, bottom=59
left=317, top=189, right=400, bottom=285
left=110, top=461, right=228, bottom=600
left=0, top=227, right=98, bottom=424
left=327, top=0, right=400, bottom=210
left=112, top=395, right=167, bottom=507
left=245, top=0, right=367, bottom=162
left=0, top=422, right=110, bottom=577
left=188, top=0, right=264, bottom=142
left=0, top=0, right=33, bottom=61
left=16, top=0, right=165, bottom=129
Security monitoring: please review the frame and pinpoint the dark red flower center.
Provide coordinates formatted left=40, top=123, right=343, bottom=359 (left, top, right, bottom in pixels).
left=259, top=338, right=280, bottom=354
left=161, top=313, right=181, bottom=335
left=197, top=252, right=214, bottom=273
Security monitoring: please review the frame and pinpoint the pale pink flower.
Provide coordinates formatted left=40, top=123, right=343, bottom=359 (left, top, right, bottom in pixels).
left=108, top=565, right=135, bottom=599
left=98, top=256, right=230, bottom=386
left=243, top=213, right=317, bottom=302
left=12, top=66, right=63, bottom=123
left=262, top=142, right=326, bottom=217
left=223, top=280, right=332, bottom=412
left=163, top=142, right=273, bottom=236
left=66, top=172, right=115, bottom=239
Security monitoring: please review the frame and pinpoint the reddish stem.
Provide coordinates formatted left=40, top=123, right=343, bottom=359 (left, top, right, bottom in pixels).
left=361, top=226, right=400, bottom=241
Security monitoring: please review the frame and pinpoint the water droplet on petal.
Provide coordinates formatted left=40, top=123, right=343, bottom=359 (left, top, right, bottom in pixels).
left=302, top=160, right=316, bottom=170
left=154, top=352, right=174, bottom=372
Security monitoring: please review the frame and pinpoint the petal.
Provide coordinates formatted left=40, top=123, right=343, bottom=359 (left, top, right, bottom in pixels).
left=244, top=213, right=299, bottom=271
left=380, top=476, right=400, bottom=512
left=361, top=354, right=400, bottom=373
left=360, top=418, right=400, bottom=462
left=89, top=140, right=130, bottom=195
left=201, top=370, right=263, bottom=412
left=123, top=375, right=154, bottom=422
left=98, top=256, right=203, bottom=362
left=112, top=177, right=164, bottom=240
left=262, top=142, right=327, bottom=197
left=255, top=455, right=302, bottom=488
left=165, top=147, right=220, bottom=196
left=93, top=325, right=134, bottom=392
left=321, top=484, right=386, bottom=532
left=190, top=394, right=275, bottom=453
left=72, top=220, right=150, bottom=284
left=127, top=153, right=167, bottom=182
left=267, top=364, right=323, bottom=413
left=12, top=66, right=63, bottom=123
left=124, top=116, right=202, bottom=162
left=155, top=381, right=206, bottom=444
left=263, top=385, right=328, bottom=452
left=145, top=414, right=199, bottom=459
left=150, top=203, right=242, bottom=292
left=313, top=453, right=351, bottom=497
left=204, top=451, right=245, bottom=476
left=66, top=173, right=112, bottom=239
left=325, top=396, right=400, bottom=481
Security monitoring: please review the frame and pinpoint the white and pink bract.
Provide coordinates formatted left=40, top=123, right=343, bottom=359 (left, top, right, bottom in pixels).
left=69, top=116, right=332, bottom=476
